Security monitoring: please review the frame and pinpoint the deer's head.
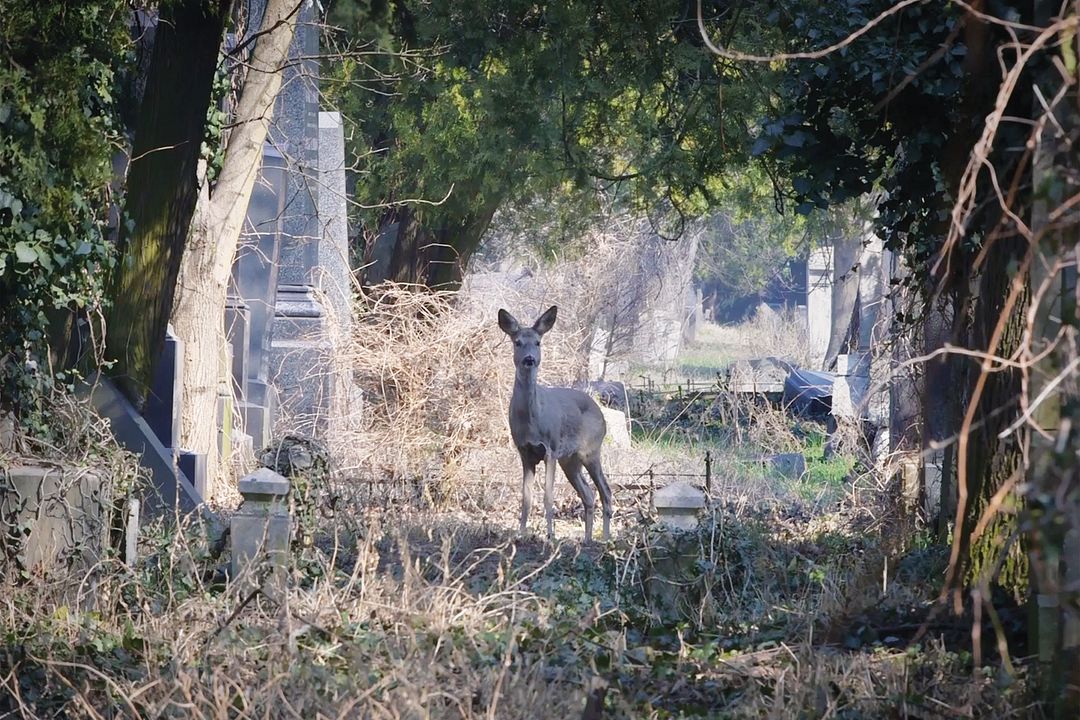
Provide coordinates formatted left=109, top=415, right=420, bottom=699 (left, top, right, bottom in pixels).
left=498, top=306, right=557, bottom=377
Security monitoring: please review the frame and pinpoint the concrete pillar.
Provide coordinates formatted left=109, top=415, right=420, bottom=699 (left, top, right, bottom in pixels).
left=230, top=468, right=291, bottom=596
left=806, top=246, right=833, bottom=368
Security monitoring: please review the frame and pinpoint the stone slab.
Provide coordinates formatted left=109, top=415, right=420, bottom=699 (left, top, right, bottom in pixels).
left=76, top=372, right=204, bottom=518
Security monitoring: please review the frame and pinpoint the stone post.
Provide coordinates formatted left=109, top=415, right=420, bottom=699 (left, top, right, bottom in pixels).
left=648, top=482, right=707, bottom=619
left=230, top=468, right=291, bottom=596
left=653, top=482, right=705, bottom=531
left=806, top=246, right=833, bottom=368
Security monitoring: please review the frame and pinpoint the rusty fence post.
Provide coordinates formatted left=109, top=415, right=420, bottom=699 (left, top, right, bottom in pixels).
left=704, top=450, right=712, bottom=498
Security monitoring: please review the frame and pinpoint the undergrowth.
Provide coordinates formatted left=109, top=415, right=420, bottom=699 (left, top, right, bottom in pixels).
left=0, top=466, right=1041, bottom=718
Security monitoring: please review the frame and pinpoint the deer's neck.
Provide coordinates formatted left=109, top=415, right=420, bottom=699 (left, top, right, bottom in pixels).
left=512, top=370, right=541, bottom=421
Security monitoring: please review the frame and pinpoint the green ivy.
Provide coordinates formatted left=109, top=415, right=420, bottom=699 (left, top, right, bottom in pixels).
left=0, top=0, right=129, bottom=414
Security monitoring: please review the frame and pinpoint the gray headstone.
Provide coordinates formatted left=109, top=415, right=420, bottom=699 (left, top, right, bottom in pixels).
left=76, top=372, right=205, bottom=517
left=271, top=0, right=320, bottom=288
left=143, top=326, right=183, bottom=449
left=316, top=111, right=351, bottom=329
left=269, top=285, right=331, bottom=435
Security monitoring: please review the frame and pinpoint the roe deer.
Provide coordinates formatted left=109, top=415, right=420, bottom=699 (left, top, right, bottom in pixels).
left=498, top=306, right=613, bottom=541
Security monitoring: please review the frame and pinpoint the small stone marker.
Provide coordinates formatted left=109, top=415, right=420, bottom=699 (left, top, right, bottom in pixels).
left=766, top=452, right=807, bottom=480
left=653, top=482, right=706, bottom=531
left=231, top=467, right=291, bottom=595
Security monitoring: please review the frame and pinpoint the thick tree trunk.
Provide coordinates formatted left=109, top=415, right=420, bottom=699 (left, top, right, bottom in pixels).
left=369, top=197, right=501, bottom=288
left=103, top=1, right=230, bottom=408
left=171, top=0, right=301, bottom=495
left=960, top=236, right=1028, bottom=594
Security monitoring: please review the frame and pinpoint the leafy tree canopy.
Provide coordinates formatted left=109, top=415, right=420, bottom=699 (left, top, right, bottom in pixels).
left=744, top=0, right=1026, bottom=278
left=324, top=0, right=782, bottom=282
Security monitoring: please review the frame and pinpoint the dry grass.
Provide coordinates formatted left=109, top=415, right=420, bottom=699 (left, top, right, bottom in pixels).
left=0, top=309, right=1042, bottom=719
left=0, top=458, right=1041, bottom=719
left=707, top=306, right=815, bottom=370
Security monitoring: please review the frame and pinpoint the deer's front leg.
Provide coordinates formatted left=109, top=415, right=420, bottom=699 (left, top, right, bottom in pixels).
left=544, top=454, right=557, bottom=539
left=519, top=458, right=535, bottom=536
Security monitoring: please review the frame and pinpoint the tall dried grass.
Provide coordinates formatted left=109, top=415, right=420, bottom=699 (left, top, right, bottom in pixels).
left=709, top=305, right=815, bottom=370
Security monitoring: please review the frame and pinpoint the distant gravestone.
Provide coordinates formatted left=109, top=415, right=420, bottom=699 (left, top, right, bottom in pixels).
left=806, top=247, right=833, bottom=368
left=766, top=452, right=807, bottom=480
left=832, top=352, right=870, bottom=420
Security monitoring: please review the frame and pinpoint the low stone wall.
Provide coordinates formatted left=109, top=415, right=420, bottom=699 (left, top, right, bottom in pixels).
left=0, top=464, right=113, bottom=574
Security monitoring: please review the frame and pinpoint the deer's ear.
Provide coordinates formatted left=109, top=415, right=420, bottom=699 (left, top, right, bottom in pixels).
left=533, top=305, right=557, bottom=335
left=497, top=309, right=520, bottom=335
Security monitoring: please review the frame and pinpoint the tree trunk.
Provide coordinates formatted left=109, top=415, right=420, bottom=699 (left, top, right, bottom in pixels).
left=171, top=0, right=301, bottom=495
left=103, top=0, right=231, bottom=408
left=370, top=197, right=502, bottom=288
left=960, top=235, right=1028, bottom=594
left=1025, top=0, right=1079, bottom=703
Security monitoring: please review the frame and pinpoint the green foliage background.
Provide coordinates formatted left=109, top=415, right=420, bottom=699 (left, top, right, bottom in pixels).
left=0, top=0, right=129, bottom=409
left=323, top=0, right=781, bottom=272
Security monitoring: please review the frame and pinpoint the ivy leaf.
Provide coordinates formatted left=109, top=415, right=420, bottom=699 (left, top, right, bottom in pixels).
left=792, top=177, right=813, bottom=194
left=14, top=242, right=38, bottom=264
left=750, top=137, right=772, bottom=156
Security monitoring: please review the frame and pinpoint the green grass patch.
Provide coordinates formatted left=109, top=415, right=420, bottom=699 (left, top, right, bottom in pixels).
left=796, top=429, right=855, bottom=502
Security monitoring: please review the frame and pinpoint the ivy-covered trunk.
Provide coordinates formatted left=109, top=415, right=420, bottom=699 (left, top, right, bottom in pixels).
left=959, top=236, right=1029, bottom=596
left=103, top=0, right=231, bottom=409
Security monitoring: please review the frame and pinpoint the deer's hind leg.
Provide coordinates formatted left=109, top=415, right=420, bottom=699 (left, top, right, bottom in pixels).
left=583, top=455, right=613, bottom=540
left=560, top=456, right=595, bottom=542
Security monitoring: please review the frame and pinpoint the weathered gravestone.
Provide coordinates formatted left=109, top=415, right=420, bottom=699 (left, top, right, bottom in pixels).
left=0, top=466, right=118, bottom=574
left=806, top=246, right=833, bottom=369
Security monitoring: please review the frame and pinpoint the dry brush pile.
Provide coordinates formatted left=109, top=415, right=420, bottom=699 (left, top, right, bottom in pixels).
left=329, top=283, right=585, bottom=509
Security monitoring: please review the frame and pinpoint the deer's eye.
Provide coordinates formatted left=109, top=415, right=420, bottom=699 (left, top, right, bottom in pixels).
left=514, top=339, right=522, bottom=348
